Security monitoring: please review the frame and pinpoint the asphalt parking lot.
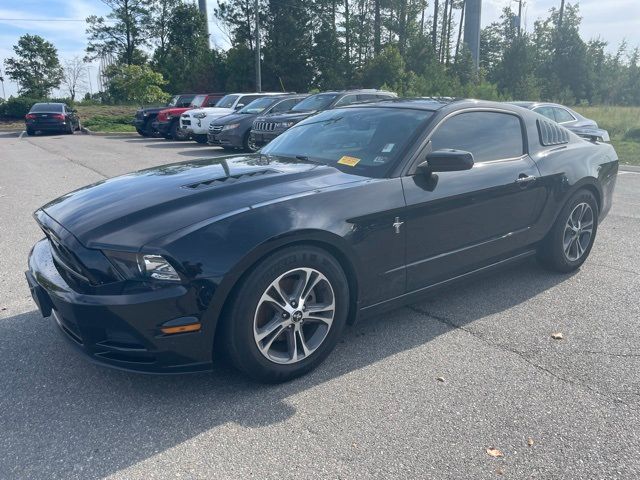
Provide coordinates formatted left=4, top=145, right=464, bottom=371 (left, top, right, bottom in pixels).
left=1, top=131, right=639, bottom=479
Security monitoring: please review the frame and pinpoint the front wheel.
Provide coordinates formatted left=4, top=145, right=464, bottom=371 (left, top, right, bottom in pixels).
left=221, top=246, right=349, bottom=383
left=193, top=134, right=208, bottom=144
left=170, top=120, right=189, bottom=141
left=243, top=131, right=259, bottom=152
left=537, top=189, right=599, bottom=273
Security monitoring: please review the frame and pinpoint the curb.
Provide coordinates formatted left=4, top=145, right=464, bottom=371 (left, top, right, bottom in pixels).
left=82, top=127, right=138, bottom=136
left=620, top=164, right=640, bottom=172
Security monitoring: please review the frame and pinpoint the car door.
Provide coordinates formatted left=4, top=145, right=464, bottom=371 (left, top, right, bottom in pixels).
left=401, top=110, right=546, bottom=291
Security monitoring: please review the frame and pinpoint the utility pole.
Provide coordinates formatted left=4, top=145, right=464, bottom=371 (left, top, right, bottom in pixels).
left=254, top=0, right=261, bottom=92
left=0, top=67, right=5, bottom=100
left=87, top=66, right=93, bottom=96
left=558, top=0, right=565, bottom=29
left=198, top=0, right=210, bottom=41
left=463, top=0, right=481, bottom=70
left=517, top=0, right=523, bottom=37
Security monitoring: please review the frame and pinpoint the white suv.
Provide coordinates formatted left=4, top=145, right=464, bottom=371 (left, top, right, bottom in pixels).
left=180, top=92, right=286, bottom=143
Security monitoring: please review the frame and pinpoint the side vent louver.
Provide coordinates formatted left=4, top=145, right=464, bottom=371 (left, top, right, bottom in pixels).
left=183, top=169, right=277, bottom=190
left=537, top=119, right=570, bottom=147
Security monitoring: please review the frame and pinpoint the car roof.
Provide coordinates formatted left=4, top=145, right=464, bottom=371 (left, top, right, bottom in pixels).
left=32, top=102, right=65, bottom=106
left=342, top=98, right=533, bottom=115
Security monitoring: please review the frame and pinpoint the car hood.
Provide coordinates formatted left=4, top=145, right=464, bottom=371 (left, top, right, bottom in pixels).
left=211, top=112, right=255, bottom=125
left=256, top=111, right=316, bottom=123
left=40, top=155, right=365, bottom=249
left=185, top=107, right=235, bottom=117
left=159, top=107, right=190, bottom=116
left=137, top=106, right=166, bottom=115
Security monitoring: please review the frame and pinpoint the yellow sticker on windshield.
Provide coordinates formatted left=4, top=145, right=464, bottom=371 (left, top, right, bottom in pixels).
left=337, top=156, right=361, bottom=167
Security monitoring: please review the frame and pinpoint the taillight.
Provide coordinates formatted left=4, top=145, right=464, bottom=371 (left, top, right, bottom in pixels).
left=53, top=114, right=65, bottom=120
left=25, top=113, right=36, bottom=119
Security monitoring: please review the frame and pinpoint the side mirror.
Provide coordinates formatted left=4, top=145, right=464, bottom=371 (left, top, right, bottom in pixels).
left=416, top=149, right=474, bottom=175
left=234, top=104, right=245, bottom=110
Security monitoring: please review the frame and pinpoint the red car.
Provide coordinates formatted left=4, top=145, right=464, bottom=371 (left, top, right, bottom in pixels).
left=153, top=93, right=225, bottom=140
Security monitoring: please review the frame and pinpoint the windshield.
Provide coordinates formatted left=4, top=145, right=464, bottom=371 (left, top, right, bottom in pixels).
left=239, top=97, right=276, bottom=114
left=291, top=93, right=339, bottom=112
left=30, top=103, right=64, bottom=113
left=215, top=94, right=240, bottom=108
left=261, top=107, right=433, bottom=178
left=190, top=95, right=207, bottom=107
left=167, top=95, right=179, bottom=107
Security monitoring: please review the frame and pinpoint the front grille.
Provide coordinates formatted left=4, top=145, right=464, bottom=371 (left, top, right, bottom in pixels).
left=253, top=121, right=277, bottom=132
left=46, top=234, right=91, bottom=284
left=209, top=125, right=223, bottom=132
left=182, top=119, right=191, bottom=126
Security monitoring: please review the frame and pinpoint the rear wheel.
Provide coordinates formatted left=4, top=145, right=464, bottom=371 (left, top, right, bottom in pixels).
left=538, top=189, right=599, bottom=273
left=65, top=122, right=74, bottom=134
left=26, top=128, right=35, bottom=136
left=222, top=246, right=349, bottom=383
left=136, top=127, right=146, bottom=137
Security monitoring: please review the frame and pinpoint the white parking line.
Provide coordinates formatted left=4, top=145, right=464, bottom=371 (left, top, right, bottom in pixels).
left=619, top=171, right=640, bottom=175
left=18, top=131, right=26, bottom=139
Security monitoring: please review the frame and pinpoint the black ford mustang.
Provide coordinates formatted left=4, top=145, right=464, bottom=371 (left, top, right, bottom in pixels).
left=26, top=99, right=618, bottom=382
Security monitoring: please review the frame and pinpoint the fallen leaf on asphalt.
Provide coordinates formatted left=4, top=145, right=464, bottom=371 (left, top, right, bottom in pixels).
left=527, top=438, right=535, bottom=447
left=486, top=447, right=504, bottom=458
left=436, top=376, right=445, bottom=383
left=551, top=332, right=564, bottom=340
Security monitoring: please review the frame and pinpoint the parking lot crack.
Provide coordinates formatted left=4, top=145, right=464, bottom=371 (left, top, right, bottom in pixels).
left=407, top=305, right=636, bottom=410
left=24, top=138, right=109, bottom=179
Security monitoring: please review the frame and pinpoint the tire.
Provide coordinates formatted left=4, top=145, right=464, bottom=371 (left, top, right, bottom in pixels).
left=26, top=128, right=35, bottom=136
left=136, top=127, right=146, bottom=137
left=66, top=122, right=74, bottom=134
left=243, top=131, right=259, bottom=152
left=170, top=120, right=189, bottom=141
left=537, top=189, right=599, bottom=273
left=221, top=245, right=349, bottom=383
left=193, top=134, right=208, bottom=144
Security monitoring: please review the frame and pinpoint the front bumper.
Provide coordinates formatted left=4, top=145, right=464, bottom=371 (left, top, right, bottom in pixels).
left=26, top=239, right=215, bottom=374
left=154, top=120, right=173, bottom=136
left=208, top=129, right=243, bottom=148
left=250, top=130, right=283, bottom=147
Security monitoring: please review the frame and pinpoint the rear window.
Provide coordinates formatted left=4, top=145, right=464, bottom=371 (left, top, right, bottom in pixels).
left=30, top=104, right=63, bottom=113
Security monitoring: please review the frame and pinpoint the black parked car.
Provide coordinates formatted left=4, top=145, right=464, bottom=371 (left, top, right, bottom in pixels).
left=26, top=99, right=618, bottom=382
left=133, top=94, right=196, bottom=137
left=510, top=102, right=610, bottom=142
left=250, top=89, right=396, bottom=148
left=25, top=103, right=80, bottom=136
left=208, top=94, right=308, bottom=152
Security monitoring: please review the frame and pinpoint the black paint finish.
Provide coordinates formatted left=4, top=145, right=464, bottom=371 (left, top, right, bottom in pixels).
left=26, top=100, right=619, bottom=373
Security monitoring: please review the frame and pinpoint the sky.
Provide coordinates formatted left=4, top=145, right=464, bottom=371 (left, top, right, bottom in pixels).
left=1, top=0, right=639, bottom=98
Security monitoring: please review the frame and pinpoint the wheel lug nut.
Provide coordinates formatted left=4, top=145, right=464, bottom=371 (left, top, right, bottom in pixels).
left=282, top=312, right=289, bottom=319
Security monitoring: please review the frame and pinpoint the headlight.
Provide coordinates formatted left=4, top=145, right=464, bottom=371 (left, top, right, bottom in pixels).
left=142, top=112, right=148, bottom=117
left=193, top=112, right=207, bottom=119
left=222, top=123, right=240, bottom=131
left=165, top=114, right=173, bottom=120
left=104, top=251, right=181, bottom=282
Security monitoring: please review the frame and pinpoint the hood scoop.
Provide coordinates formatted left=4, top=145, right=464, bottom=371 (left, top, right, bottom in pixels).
left=182, top=169, right=278, bottom=190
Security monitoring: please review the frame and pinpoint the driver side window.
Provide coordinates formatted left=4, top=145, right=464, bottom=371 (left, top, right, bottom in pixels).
left=430, top=112, right=524, bottom=163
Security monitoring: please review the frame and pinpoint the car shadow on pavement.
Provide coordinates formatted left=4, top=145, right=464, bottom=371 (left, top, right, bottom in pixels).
left=145, top=141, right=208, bottom=149
left=0, top=259, right=571, bottom=479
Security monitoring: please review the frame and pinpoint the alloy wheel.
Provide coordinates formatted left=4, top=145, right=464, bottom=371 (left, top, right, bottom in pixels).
left=253, top=267, right=335, bottom=365
left=563, top=202, right=594, bottom=262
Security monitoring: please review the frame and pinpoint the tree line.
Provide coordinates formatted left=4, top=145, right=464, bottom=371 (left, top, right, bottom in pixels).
left=2, top=0, right=639, bottom=106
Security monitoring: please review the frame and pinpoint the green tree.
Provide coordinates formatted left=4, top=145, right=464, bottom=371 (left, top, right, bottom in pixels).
left=4, top=34, right=63, bottom=97
left=156, top=3, right=218, bottom=92
left=262, top=0, right=314, bottom=92
left=86, top=0, right=152, bottom=65
left=103, top=64, right=169, bottom=104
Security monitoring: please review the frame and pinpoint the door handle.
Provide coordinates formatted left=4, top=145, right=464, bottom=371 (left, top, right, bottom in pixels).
left=515, top=175, right=537, bottom=185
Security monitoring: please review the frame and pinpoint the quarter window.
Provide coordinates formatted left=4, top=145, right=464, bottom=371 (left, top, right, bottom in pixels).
left=553, top=108, right=575, bottom=123
left=429, top=111, right=524, bottom=163
left=334, top=94, right=359, bottom=107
